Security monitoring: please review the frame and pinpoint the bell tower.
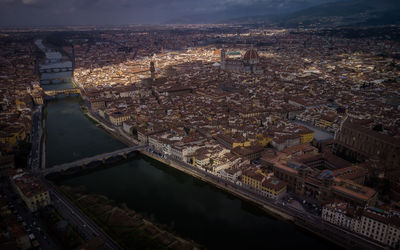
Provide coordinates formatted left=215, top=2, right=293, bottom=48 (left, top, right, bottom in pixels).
left=150, top=61, right=155, bottom=82
left=221, top=49, right=226, bottom=63
left=221, top=49, right=226, bottom=70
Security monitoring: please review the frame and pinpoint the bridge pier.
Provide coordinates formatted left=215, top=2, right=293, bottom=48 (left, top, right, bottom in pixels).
left=121, top=153, right=128, bottom=159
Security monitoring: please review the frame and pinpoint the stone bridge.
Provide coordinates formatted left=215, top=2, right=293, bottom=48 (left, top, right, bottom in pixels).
left=40, top=67, right=73, bottom=73
left=42, top=145, right=146, bottom=176
left=44, top=88, right=81, bottom=97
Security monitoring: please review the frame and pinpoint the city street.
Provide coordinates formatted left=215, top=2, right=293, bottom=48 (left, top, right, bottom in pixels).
left=52, top=103, right=386, bottom=250
left=39, top=177, right=121, bottom=250
left=26, top=101, right=385, bottom=250
left=293, top=120, right=334, bottom=141
left=29, top=105, right=43, bottom=172
left=144, top=148, right=386, bottom=250
left=1, top=180, right=56, bottom=250
left=83, top=107, right=386, bottom=250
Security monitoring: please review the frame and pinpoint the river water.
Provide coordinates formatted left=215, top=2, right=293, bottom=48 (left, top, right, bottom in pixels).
left=45, top=97, right=125, bottom=167
left=46, top=97, right=338, bottom=249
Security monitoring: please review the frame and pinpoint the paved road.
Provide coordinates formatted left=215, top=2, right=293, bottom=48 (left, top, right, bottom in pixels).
left=145, top=148, right=385, bottom=250
left=1, top=181, right=56, bottom=250
left=39, top=177, right=121, bottom=250
left=26, top=102, right=120, bottom=249
left=29, top=105, right=43, bottom=172
left=30, top=96, right=381, bottom=250
left=44, top=101, right=383, bottom=250
left=293, top=120, right=334, bottom=141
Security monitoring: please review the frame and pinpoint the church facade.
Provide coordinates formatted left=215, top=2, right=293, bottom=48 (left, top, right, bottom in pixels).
left=220, top=47, right=264, bottom=74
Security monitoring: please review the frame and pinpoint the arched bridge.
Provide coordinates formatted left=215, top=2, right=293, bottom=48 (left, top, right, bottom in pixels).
left=42, top=145, right=146, bottom=176
left=40, top=67, right=73, bottom=73
left=44, top=88, right=81, bottom=97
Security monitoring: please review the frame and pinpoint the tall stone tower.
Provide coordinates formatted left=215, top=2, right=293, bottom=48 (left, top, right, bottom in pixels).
left=220, top=49, right=226, bottom=70
left=150, top=61, right=155, bottom=82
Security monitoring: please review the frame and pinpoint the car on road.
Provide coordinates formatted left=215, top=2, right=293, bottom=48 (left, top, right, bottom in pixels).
left=28, top=233, right=36, bottom=241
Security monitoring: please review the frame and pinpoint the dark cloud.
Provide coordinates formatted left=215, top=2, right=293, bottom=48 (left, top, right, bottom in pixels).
left=0, top=0, right=337, bottom=26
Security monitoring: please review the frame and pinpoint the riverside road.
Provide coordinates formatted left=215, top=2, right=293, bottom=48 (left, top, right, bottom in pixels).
left=41, top=96, right=384, bottom=250
left=144, top=147, right=386, bottom=250
left=39, top=177, right=121, bottom=250
left=74, top=94, right=385, bottom=250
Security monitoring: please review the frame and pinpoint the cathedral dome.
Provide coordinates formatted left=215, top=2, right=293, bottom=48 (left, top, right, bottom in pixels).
left=243, top=47, right=259, bottom=64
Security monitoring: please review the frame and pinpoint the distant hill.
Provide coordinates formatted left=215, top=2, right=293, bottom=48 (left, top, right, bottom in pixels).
left=166, top=0, right=400, bottom=27
left=165, top=1, right=334, bottom=24
left=224, top=0, right=400, bottom=27
left=277, top=0, right=400, bottom=27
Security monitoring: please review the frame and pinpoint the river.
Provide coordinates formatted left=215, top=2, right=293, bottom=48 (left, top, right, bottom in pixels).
left=46, top=97, right=339, bottom=249
left=45, top=97, right=125, bottom=167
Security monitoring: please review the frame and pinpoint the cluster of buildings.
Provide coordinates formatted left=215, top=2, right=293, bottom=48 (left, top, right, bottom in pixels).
left=322, top=203, right=400, bottom=248
left=0, top=194, right=39, bottom=249
left=296, top=106, right=344, bottom=133
left=0, top=34, right=54, bottom=249
left=261, top=146, right=377, bottom=207
left=220, top=47, right=264, bottom=74
left=70, top=27, right=399, bottom=210
left=0, top=25, right=399, bottom=248
left=68, top=28, right=400, bottom=210
left=9, top=169, right=50, bottom=212
left=0, top=34, right=44, bottom=173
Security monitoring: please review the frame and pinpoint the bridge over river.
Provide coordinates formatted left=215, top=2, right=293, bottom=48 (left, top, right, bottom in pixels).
left=42, top=145, right=146, bottom=176
left=44, top=88, right=80, bottom=97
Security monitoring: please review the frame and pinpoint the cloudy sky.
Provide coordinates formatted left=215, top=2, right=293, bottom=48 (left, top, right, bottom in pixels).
left=0, top=0, right=336, bottom=26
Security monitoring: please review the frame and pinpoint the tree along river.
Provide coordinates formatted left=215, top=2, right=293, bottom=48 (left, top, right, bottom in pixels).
left=46, top=97, right=339, bottom=249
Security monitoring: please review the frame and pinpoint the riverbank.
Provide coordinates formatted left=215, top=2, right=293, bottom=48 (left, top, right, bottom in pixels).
left=47, top=85, right=379, bottom=249
left=141, top=149, right=294, bottom=222
left=41, top=109, right=46, bottom=169
left=59, top=185, right=200, bottom=250
left=80, top=108, right=293, bottom=222
left=138, top=143, right=380, bottom=250
left=82, top=108, right=383, bottom=250
left=82, top=108, right=324, bottom=235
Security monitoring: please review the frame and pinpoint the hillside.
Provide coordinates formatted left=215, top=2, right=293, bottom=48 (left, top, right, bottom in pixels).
left=226, top=0, right=400, bottom=27
left=278, top=0, right=400, bottom=27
